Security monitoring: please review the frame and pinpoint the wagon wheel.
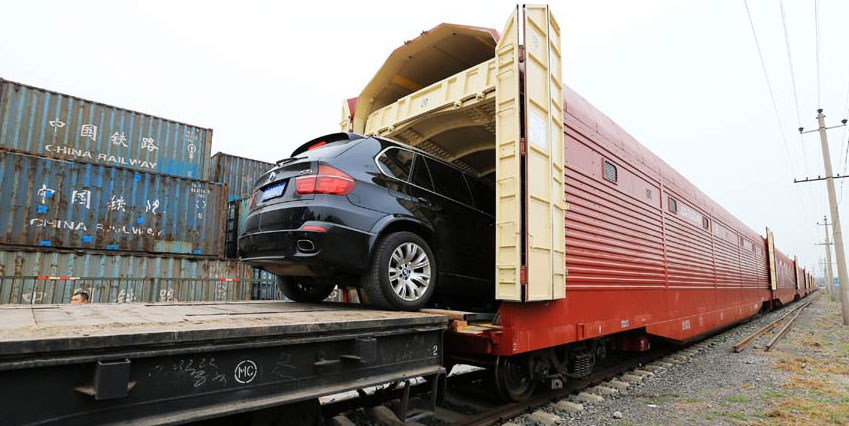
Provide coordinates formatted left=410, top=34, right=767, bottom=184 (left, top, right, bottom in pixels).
left=493, top=355, right=536, bottom=401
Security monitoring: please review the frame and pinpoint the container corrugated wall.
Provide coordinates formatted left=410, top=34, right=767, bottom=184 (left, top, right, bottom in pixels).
left=0, top=249, right=263, bottom=303
left=0, top=249, right=248, bottom=277
left=210, top=152, right=273, bottom=201
left=0, top=149, right=225, bottom=256
left=0, top=79, right=212, bottom=179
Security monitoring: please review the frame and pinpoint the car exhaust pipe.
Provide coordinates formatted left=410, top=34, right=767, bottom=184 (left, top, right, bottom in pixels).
left=297, top=239, right=316, bottom=253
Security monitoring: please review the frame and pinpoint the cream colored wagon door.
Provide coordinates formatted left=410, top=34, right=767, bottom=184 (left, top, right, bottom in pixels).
left=766, top=228, right=777, bottom=291
left=495, top=4, right=566, bottom=302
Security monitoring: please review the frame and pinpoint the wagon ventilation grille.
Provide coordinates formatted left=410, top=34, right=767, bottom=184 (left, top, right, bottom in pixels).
left=602, top=160, right=618, bottom=184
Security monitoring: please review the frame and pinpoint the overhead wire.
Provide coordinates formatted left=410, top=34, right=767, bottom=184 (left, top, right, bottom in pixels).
left=743, top=0, right=812, bottom=221
left=815, top=0, right=822, bottom=109
left=778, top=0, right=812, bottom=194
left=840, top=83, right=849, bottom=203
left=743, top=0, right=796, bottom=176
left=779, top=0, right=803, bottom=129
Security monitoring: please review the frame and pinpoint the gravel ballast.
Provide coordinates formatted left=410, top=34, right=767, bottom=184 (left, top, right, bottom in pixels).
left=502, top=295, right=849, bottom=426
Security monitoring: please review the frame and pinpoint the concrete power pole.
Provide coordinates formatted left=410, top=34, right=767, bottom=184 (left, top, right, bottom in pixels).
left=813, top=110, right=849, bottom=324
left=796, top=110, right=849, bottom=324
left=817, top=216, right=836, bottom=301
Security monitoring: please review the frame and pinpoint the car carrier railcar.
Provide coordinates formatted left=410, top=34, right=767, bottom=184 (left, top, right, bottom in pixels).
left=344, top=4, right=816, bottom=400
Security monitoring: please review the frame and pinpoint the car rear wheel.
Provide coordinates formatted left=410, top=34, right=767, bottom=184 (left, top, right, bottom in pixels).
left=362, top=232, right=436, bottom=311
left=278, top=276, right=335, bottom=303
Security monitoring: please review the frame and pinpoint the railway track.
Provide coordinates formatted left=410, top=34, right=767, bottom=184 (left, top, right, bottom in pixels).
left=322, top=299, right=817, bottom=426
left=443, top=346, right=684, bottom=426
left=733, top=296, right=816, bottom=353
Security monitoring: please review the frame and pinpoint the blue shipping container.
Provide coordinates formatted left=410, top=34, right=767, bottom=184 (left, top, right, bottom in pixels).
left=0, top=249, right=264, bottom=304
left=0, top=149, right=225, bottom=256
left=210, top=152, right=274, bottom=201
left=0, top=78, right=212, bottom=179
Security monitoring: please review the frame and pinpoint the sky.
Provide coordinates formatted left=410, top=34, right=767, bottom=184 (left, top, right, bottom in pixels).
left=1, top=0, right=848, bottom=276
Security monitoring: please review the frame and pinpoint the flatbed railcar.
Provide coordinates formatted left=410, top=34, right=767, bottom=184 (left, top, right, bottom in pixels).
left=346, top=5, right=813, bottom=399
left=0, top=302, right=446, bottom=425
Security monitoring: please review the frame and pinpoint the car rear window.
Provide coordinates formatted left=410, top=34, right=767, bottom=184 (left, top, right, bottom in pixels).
left=466, top=175, right=494, bottom=214
left=377, top=147, right=414, bottom=181
left=425, top=157, right=473, bottom=206
left=411, top=155, right=434, bottom=190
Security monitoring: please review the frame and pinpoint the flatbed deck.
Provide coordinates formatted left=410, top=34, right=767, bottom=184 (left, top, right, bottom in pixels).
left=0, top=302, right=447, bottom=425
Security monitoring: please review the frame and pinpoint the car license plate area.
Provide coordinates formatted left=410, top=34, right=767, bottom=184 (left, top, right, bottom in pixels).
left=261, top=182, right=286, bottom=202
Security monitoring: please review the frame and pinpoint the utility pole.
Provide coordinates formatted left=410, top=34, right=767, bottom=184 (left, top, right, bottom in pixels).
left=796, top=109, right=849, bottom=324
left=817, top=216, right=836, bottom=301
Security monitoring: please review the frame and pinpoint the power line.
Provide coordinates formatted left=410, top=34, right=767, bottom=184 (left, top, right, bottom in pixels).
left=743, top=0, right=796, bottom=177
left=743, top=0, right=814, bottom=222
left=815, top=0, right=822, bottom=108
left=778, top=0, right=810, bottom=183
left=839, top=73, right=849, bottom=203
left=779, top=0, right=803, bottom=127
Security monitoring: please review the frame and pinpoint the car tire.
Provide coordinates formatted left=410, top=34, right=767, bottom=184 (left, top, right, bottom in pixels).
left=278, top=276, right=335, bottom=303
left=362, top=231, right=437, bottom=311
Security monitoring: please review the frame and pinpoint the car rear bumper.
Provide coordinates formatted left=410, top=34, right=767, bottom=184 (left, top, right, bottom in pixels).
left=239, top=222, right=373, bottom=277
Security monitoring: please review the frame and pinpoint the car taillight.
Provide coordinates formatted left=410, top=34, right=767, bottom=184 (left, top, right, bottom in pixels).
left=296, top=164, right=356, bottom=195
left=249, top=191, right=259, bottom=208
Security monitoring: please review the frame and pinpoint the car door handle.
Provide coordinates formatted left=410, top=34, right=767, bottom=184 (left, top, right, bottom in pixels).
left=417, top=197, right=437, bottom=209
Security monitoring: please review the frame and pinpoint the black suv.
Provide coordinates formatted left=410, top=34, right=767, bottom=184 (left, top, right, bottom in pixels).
left=239, top=132, right=495, bottom=310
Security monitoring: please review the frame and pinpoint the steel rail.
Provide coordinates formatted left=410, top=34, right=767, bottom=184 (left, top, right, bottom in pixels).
left=454, top=299, right=819, bottom=426
left=765, top=300, right=813, bottom=352
left=733, top=301, right=810, bottom=352
left=450, top=347, right=676, bottom=426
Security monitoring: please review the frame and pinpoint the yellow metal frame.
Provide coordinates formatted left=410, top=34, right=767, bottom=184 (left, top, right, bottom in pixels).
left=355, top=5, right=566, bottom=303
left=793, top=256, right=802, bottom=290
left=766, top=228, right=777, bottom=291
left=364, top=60, right=497, bottom=137
left=340, top=100, right=354, bottom=132
left=493, top=6, right=523, bottom=301
left=522, top=4, right=565, bottom=301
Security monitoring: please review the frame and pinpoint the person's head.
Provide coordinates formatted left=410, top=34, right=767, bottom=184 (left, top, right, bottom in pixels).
left=70, top=289, right=89, bottom=305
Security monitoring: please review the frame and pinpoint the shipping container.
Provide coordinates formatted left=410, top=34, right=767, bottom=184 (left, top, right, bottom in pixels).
left=0, top=78, right=212, bottom=179
left=0, top=149, right=226, bottom=256
left=210, top=152, right=274, bottom=201
left=0, top=249, right=268, bottom=304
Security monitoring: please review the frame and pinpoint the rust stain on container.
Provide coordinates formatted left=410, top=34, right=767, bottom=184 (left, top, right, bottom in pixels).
left=0, top=149, right=225, bottom=256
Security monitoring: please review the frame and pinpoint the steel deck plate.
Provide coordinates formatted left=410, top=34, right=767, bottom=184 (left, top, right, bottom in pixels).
left=0, top=301, right=446, bottom=357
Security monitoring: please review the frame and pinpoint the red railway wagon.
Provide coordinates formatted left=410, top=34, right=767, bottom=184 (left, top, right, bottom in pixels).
left=773, top=249, right=799, bottom=305
left=348, top=5, right=804, bottom=399
left=445, top=85, right=778, bottom=378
